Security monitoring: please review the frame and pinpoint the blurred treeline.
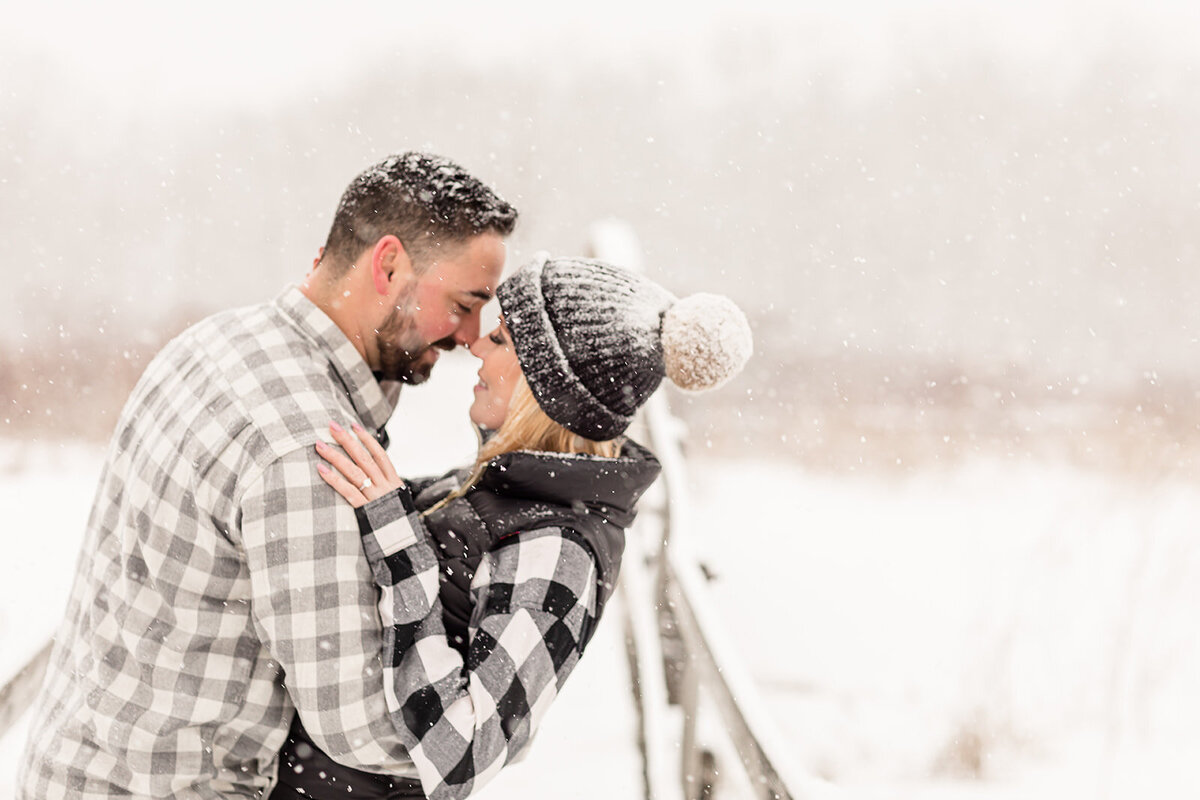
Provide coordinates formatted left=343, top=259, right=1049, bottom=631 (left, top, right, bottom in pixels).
left=2, top=25, right=1198, bottom=473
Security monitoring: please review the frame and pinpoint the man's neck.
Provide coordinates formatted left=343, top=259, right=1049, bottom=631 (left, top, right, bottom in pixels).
left=300, top=275, right=369, bottom=363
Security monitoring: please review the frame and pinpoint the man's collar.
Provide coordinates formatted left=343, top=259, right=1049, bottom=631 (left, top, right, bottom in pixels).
left=273, top=285, right=399, bottom=433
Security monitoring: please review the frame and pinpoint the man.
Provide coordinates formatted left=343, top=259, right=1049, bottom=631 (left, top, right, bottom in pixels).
left=19, top=152, right=517, bottom=798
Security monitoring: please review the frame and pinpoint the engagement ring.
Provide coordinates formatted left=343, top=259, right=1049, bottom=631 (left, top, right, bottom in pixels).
left=359, top=478, right=373, bottom=491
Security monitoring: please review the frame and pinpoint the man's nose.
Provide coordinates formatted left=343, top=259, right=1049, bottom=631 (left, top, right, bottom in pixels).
left=454, top=313, right=481, bottom=347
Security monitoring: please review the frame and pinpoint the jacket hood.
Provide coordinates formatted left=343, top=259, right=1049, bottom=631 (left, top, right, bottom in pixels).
left=477, top=438, right=661, bottom=529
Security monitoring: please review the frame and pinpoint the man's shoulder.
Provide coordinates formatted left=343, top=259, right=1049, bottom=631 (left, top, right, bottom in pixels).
left=163, top=298, right=358, bottom=461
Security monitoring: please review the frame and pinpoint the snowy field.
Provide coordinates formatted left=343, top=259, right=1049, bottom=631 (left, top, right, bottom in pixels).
left=3, top=352, right=1199, bottom=798
left=689, top=456, right=1200, bottom=798
left=0, top=441, right=99, bottom=684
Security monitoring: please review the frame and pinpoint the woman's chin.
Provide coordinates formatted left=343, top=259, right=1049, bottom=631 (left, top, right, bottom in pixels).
left=468, top=409, right=498, bottom=431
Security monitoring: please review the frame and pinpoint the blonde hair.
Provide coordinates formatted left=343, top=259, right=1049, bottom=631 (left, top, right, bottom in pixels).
left=423, top=375, right=621, bottom=516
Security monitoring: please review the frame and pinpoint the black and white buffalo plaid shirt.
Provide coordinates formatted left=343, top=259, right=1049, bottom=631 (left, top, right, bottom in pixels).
left=18, top=287, right=596, bottom=799
left=354, top=484, right=597, bottom=800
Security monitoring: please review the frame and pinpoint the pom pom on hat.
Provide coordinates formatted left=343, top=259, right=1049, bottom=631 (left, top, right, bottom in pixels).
left=497, top=256, right=753, bottom=439
left=662, top=293, right=754, bottom=392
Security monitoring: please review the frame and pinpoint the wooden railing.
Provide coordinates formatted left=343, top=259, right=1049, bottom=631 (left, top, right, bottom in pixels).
left=0, top=642, right=51, bottom=741
left=618, top=392, right=816, bottom=800
left=591, top=220, right=816, bottom=800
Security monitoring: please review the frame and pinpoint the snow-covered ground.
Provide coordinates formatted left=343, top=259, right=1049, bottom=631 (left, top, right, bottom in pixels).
left=3, top=352, right=1197, bottom=798
left=689, top=455, right=1200, bottom=798
left=0, top=441, right=100, bottom=684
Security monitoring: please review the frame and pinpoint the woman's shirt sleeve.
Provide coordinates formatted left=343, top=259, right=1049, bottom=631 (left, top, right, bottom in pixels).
left=354, top=486, right=598, bottom=800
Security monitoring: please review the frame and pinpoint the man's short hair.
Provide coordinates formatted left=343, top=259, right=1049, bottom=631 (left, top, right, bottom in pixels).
left=322, top=152, right=518, bottom=273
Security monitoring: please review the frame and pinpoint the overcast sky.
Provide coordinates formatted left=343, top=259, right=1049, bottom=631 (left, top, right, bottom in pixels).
left=5, top=0, right=1200, bottom=381
left=6, top=1, right=1199, bottom=115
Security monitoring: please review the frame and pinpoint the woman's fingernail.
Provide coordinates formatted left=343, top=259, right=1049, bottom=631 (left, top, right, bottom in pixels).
left=315, top=441, right=327, bottom=451
left=330, top=421, right=344, bottom=433
left=317, top=463, right=329, bottom=474
left=351, top=422, right=364, bottom=433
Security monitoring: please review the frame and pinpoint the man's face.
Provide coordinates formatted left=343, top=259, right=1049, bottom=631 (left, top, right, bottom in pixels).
left=374, top=232, right=506, bottom=384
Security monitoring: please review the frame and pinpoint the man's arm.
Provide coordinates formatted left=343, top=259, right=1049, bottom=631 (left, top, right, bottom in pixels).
left=238, top=446, right=421, bottom=773
left=357, top=486, right=597, bottom=800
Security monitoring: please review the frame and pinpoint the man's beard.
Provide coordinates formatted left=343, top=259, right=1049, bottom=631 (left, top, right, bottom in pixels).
left=375, top=288, right=454, bottom=385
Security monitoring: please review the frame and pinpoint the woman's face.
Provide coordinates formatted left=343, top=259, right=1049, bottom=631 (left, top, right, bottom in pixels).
left=468, top=320, right=523, bottom=430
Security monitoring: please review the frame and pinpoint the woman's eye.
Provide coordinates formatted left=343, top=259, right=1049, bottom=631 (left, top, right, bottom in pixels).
left=456, top=303, right=472, bottom=315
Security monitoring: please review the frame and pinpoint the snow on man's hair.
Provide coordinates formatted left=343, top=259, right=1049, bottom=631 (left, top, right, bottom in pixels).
left=321, top=152, right=518, bottom=272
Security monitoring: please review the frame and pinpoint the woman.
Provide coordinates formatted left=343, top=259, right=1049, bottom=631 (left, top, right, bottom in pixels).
left=271, top=256, right=752, bottom=800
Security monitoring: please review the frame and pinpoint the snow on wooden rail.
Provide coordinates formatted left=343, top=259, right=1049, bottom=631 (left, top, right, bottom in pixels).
left=633, top=393, right=818, bottom=800
left=0, top=641, right=51, bottom=742
left=591, top=219, right=817, bottom=800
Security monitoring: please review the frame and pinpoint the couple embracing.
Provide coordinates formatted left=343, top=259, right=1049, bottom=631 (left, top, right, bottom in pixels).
left=18, top=153, right=751, bottom=799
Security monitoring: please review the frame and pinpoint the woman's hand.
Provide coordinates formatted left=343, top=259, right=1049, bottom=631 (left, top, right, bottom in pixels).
left=315, top=421, right=405, bottom=508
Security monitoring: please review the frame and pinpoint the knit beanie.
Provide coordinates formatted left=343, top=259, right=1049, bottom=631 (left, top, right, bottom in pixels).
left=496, top=255, right=753, bottom=440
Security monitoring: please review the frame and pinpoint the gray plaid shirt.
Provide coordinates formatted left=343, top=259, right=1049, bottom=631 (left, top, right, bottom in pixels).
left=20, top=287, right=420, bottom=797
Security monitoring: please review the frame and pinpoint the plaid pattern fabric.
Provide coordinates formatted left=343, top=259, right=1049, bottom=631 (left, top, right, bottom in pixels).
left=18, top=287, right=419, bottom=798
left=356, top=487, right=598, bottom=800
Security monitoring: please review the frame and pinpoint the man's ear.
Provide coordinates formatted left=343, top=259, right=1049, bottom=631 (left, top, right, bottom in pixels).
left=370, top=235, right=413, bottom=296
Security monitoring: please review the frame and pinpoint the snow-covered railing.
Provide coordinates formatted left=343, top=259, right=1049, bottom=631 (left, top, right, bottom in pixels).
left=642, top=393, right=815, bottom=800
left=0, top=641, right=51, bottom=741
left=591, top=220, right=814, bottom=800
